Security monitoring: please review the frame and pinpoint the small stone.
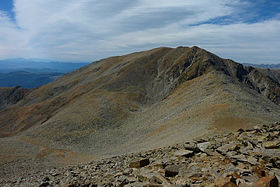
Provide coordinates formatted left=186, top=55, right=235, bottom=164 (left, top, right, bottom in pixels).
left=247, top=156, right=258, bottom=165
left=150, top=176, right=163, bottom=184
left=217, top=142, right=240, bottom=155
left=238, top=181, right=254, bottom=187
left=174, top=150, right=194, bottom=157
left=253, top=167, right=267, bottom=178
left=129, top=158, right=150, bottom=168
left=231, top=172, right=241, bottom=180
left=170, top=156, right=177, bottom=161
left=199, top=153, right=208, bottom=158
left=213, top=177, right=237, bottom=187
left=256, top=135, right=269, bottom=142
left=230, top=154, right=247, bottom=163
left=149, top=174, right=170, bottom=185
left=269, top=168, right=280, bottom=178
left=119, top=178, right=129, bottom=186
left=175, top=178, right=189, bottom=187
left=128, top=176, right=137, bottom=183
left=184, top=142, right=200, bottom=152
left=50, top=172, right=59, bottom=177
left=263, top=141, right=280, bottom=149
left=39, top=182, right=50, bottom=187
left=238, top=128, right=245, bottom=133
left=165, top=165, right=180, bottom=177
left=253, top=176, right=279, bottom=187
left=42, top=176, right=50, bottom=182
left=114, top=172, right=123, bottom=177
left=197, top=142, right=211, bottom=152
left=242, top=175, right=259, bottom=183
left=254, top=125, right=262, bottom=130
left=236, top=178, right=245, bottom=186
left=123, top=168, right=133, bottom=175
left=147, top=184, right=163, bottom=187
left=138, top=168, right=155, bottom=181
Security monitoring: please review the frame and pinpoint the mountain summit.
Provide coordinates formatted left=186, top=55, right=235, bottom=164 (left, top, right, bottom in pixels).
left=0, top=46, right=280, bottom=180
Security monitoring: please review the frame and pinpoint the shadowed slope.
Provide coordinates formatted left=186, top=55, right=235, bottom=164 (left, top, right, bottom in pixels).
left=0, top=86, right=28, bottom=110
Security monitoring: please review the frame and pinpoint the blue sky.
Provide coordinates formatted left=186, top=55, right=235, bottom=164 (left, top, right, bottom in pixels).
left=0, top=1, right=13, bottom=16
left=0, top=0, right=279, bottom=64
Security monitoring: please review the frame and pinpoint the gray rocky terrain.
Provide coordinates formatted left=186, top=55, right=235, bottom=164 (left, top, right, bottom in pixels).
left=1, top=122, right=279, bottom=186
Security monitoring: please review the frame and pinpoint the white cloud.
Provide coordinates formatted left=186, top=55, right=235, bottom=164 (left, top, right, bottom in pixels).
left=0, top=11, right=29, bottom=57
left=0, top=0, right=279, bottom=64
left=103, top=19, right=280, bottom=63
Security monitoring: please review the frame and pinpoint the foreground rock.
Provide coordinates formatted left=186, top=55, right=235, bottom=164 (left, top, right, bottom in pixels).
left=129, top=158, right=150, bottom=168
left=1, top=122, right=280, bottom=186
left=254, top=176, right=279, bottom=187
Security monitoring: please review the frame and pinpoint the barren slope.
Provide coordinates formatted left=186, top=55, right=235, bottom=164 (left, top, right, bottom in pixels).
left=0, top=46, right=280, bottom=180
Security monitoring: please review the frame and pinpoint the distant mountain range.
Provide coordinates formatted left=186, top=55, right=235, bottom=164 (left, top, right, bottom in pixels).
left=0, top=59, right=89, bottom=88
left=0, top=71, right=63, bottom=88
left=0, top=58, right=89, bottom=73
left=243, top=63, right=280, bottom=69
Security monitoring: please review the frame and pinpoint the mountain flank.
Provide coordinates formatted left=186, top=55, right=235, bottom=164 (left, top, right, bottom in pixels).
left=0, top=46, right=279, bottom=182
left=0, top=46, right=279, bottom=137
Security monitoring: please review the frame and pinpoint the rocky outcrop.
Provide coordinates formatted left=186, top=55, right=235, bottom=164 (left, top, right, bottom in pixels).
left=3, top=122, right=280, bottom=186
left=244, top=67, right=280, bottom=105
left=0, top=86, right=28, bottom=110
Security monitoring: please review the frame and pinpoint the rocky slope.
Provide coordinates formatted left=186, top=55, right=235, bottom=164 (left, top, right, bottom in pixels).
left=257, top=68, right=280, bottom=86
left=0, top=86, right=28, bottom=110
left=1, top=122, right=279, bottom=186
left=0, top=46, right=280, bottom=183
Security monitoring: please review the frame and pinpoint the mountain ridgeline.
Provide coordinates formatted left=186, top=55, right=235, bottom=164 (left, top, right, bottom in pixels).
left=0, top=46, right=280, bottom=157
left=243, top=63, right=280, bottom=69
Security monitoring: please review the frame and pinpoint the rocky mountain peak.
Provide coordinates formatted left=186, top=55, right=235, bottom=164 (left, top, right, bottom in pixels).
left=0, top=46, right=279, bottom=138
left=0, top=47, right=280, bottom=186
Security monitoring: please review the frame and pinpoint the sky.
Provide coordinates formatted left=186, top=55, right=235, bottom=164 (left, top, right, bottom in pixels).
left=0, top=0, right=279, bottom=64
